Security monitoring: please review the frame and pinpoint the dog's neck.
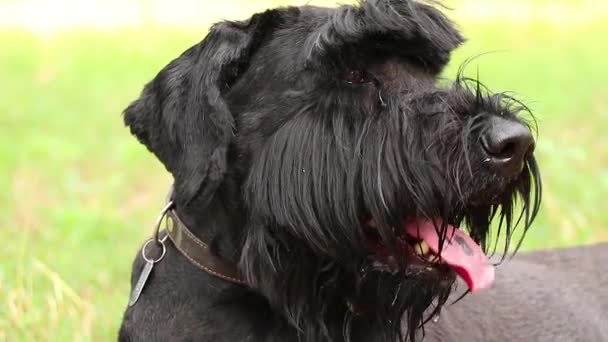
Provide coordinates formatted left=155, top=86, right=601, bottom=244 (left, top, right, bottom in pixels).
left=173, top=188, right=245, bottom=264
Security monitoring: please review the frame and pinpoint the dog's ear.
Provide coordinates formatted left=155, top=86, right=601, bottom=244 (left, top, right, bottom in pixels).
left=124, top=10, right=284, bottom=205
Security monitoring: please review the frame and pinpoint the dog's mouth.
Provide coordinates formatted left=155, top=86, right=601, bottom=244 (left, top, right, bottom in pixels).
left=364, top=217, right=495, bottom=292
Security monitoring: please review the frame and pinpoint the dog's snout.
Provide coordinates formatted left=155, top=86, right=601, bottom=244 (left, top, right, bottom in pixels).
left=481, top=116, right=535, bottom=177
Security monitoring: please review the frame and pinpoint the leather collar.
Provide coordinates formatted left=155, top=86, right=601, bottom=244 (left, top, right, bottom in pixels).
left=165, top=208, right=246, bottom=286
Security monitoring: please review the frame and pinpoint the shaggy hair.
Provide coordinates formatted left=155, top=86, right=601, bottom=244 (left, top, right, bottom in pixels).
left=120, top=1, right=540, bottom=341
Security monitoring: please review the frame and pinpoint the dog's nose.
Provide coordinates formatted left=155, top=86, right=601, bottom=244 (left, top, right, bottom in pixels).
left=481, top=116, right=535, bottom=177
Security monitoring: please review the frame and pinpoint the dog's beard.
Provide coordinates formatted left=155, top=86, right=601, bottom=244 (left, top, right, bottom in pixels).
left=240, top=167, right=540, bottom=341
left=240, top=234, right=457, bottom=341
left=239, top=76, right=541, bottom=342
left=355, top=262, right=456, bottom=341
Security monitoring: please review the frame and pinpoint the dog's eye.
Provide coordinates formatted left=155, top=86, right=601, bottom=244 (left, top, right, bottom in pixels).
left=343, top=69, right=372, bottom=84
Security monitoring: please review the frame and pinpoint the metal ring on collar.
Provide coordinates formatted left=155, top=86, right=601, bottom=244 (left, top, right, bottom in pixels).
left=141, top=238, right=167, bottom=264
left=154, top=201, right=174, bottom=244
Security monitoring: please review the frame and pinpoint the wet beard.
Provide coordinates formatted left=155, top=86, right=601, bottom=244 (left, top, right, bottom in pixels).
left=268, top=249, right=457, bottom=342
left=351, top=263, right=457, bottom=342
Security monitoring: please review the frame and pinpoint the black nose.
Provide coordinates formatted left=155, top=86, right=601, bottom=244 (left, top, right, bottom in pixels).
left=481, top=116, right=535, bottom=177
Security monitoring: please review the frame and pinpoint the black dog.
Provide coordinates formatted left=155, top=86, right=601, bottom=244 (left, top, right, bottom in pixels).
left=116, top=0, right=602, bottom=340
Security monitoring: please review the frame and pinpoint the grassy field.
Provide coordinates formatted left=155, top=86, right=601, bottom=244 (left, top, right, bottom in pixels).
left=1, top=1, right=607, bottom=340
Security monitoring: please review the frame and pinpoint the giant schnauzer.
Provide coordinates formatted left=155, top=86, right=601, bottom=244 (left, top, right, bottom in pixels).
left=118, top=0, right=607, bottom=341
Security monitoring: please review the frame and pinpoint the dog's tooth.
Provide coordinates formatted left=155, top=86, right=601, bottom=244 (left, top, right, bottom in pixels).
left=415, top=241, right=430, bottom=255
left=372, top=260, right=384, bottom=268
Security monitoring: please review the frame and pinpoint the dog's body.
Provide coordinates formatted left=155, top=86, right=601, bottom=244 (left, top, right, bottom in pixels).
left=425, top=243, right=608, bottom=341
left=118, top=0, right=605, bottom=341
left=120, top=241, right=608, bottom=341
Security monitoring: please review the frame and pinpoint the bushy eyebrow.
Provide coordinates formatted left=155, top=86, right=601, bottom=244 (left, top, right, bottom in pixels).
left=302, top=0, right=464, bottom=74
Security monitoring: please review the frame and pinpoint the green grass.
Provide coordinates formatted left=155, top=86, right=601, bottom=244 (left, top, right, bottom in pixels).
left=1, top=4, right=607, bottom=341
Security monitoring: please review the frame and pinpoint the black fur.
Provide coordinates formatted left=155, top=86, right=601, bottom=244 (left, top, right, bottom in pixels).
left=119, top=1, right=542, bottom=341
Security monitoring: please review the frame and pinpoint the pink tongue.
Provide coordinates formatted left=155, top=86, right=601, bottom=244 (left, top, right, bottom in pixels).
left=404, top=218, right=495, bottom=292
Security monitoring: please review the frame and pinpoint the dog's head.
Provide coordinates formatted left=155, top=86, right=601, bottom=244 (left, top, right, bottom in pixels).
left=124, top=0, right=541, bottom=340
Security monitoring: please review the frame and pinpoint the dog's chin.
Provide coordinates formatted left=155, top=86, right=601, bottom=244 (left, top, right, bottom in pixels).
left=363, top=216, right=489, bottom=283
left=359, top=234, right=454, bottom=293
left=348, top=253, right=456, bottom=340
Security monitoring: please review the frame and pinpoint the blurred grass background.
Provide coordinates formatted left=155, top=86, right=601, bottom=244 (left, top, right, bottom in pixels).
left=0, top=0, right=606, bottom=340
